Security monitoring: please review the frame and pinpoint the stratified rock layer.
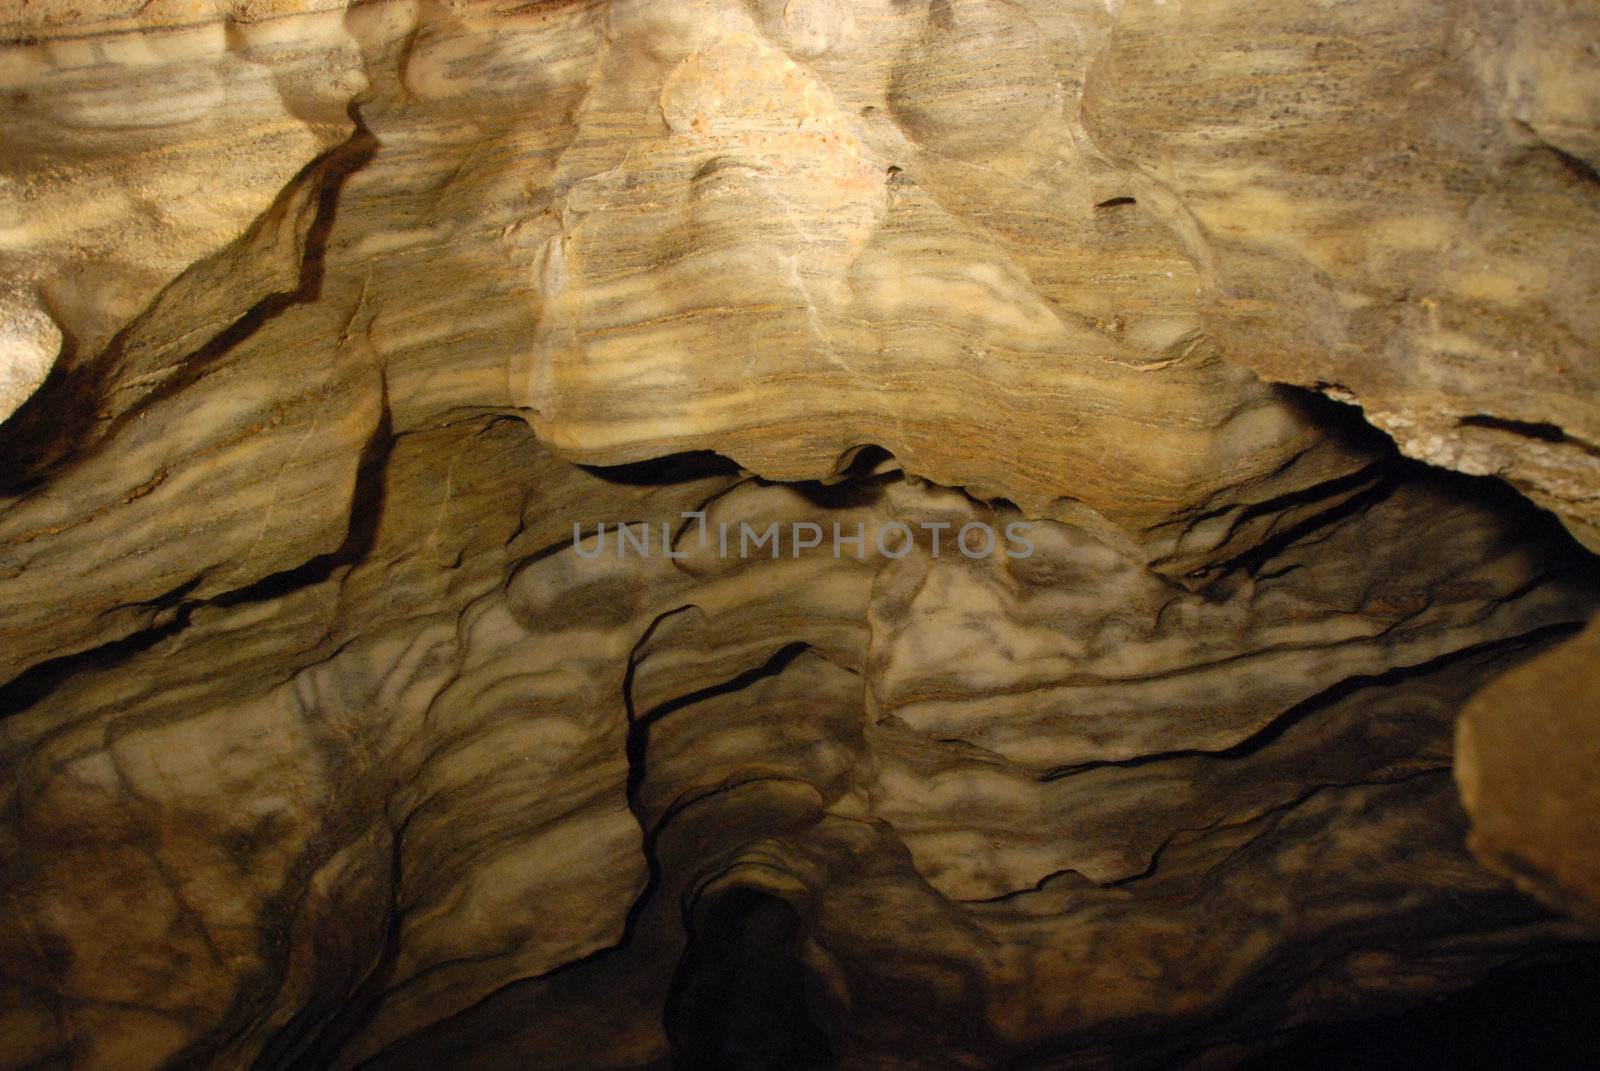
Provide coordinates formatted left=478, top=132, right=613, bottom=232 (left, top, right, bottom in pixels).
left=1085, top=0, right=1600, bottom=551
left=1, top=1, right=1598, bottom=1069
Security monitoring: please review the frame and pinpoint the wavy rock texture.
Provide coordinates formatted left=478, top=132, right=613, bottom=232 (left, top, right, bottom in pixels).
left=1084, top=0, right=1600, bottom=552
left=1, top=1, right=1598, bottom=1069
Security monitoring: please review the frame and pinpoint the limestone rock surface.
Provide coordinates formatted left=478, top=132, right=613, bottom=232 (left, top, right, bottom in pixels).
left=1085, top=0, right=1600, bottom=551
left=1457, top=615, right=1600, bottom=925
left=2, top=1, right=1598, bottom=1069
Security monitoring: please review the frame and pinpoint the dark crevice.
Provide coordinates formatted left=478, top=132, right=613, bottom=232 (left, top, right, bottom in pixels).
left=635, top=641, right=813, bottom=729
left=214, top=386, right=394, bottom=610
left=0, top=104, right=389, bottom=717
left=1040, top=620, right=1582, bottom=783
left=1543, top=144, right=1600, bottom=188
left=0, top=384, right=393, bottom=720
left=616, top=635, right=815, bottom=1005
left=617, top=606, right=696, bottom=934
left=1208, top=416, right=1600, bottom=595
left=0, top=607, right=193, bottom=718
left=664, top=888, right=833, bottom=1070
left=579, top=451, right=741, bottom=487
left=630, top=643, right=826, bottom=1070
left=1210, top=467, right=1393, bottom=582
left=1158, top=387, right=1403, bottom=584
left=1101, top=766, right=1454, bottom=891
left=613, top=633, right=813, bottom=957
left=339, top=632, right=824, bottom=1067
left=1460, top=413, right=1568, bottom=443
left=1460, top=413, right=1600, bottom=459
left=0, top=105, right=379, bottom=496
left=976, top=767, right=1461, bottom=907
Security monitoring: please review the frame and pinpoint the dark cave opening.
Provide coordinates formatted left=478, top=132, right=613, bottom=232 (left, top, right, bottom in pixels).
left=666, top=888, right=834, bottom=1071
left=1241, top=947, right=1600, bottom=1070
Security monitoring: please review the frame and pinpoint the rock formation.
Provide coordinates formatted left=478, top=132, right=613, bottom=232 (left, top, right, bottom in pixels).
left=1, top=1, right=1596, bottom=1068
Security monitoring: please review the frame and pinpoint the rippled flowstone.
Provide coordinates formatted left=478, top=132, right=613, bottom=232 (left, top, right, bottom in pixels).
left=1, top=1, right=1598, bottom=1069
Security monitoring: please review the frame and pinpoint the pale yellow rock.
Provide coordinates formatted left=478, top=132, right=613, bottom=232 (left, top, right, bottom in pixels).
left=0, top=0, right=367, bottom=421
left=1084, top=0, right=1600, bottom=547
left=0, top=1, right=1597, bottom=1068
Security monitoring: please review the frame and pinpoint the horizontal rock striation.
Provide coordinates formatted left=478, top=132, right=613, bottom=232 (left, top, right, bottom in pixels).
left=2, top=0, right=1598, bottom=1068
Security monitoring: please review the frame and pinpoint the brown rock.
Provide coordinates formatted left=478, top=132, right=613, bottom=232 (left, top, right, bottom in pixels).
left=1457, top=614, right=1600, bottom=924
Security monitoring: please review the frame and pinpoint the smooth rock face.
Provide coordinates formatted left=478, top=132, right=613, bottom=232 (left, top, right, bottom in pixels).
left=1, top=1, right=1597, bottom=1069
left=1457, top=615, right=1600, bottom=925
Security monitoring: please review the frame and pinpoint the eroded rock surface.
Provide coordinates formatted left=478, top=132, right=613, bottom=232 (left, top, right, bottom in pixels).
left=2, top=1, right=1598, bottom=1068
left=1085, top=0, right=1600, bottom=551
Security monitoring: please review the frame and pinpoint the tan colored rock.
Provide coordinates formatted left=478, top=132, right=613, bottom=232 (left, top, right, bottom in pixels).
left=0, top=0, right=366, bottom=422
left=0, top=1, right=1598, bottom=1068
left=1084, top=0, right=1600, bottom=550
left=1457, top=614, right=1600, bottom=924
